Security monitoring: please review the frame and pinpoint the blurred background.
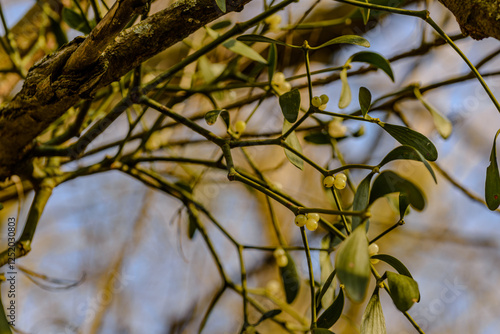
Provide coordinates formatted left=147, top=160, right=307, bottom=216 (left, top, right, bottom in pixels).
left=1, top=0, right=500, bottom=333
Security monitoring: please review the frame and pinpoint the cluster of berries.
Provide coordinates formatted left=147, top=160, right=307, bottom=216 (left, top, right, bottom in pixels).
left=311, top=94, right=329, bottom=110
left=323, top=173, right=347, bottom=190
left=273, top=247, right=288, bottom=267
left=294, top=213, right=320, bottom=231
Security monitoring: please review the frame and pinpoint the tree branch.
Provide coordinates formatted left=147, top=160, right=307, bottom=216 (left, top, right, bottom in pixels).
left=438, top=0, right=500, bottom=40
left=0, top=0, right=251, bottom=181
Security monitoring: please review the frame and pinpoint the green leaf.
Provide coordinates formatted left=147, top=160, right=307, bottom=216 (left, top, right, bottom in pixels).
left=338, top=68, right=351, bottom=109
left=279, top=252, right=301, bottom=303
left=414, top=87, right=452, bottom=139
left=211, top=20, right=232, bottom=30
left=317, top=288, right=345, bottom=329
left=319, top=235, right=335, bottom=307
left=359, top=87, right=372, bottom=118
left=312, top=329, right=335, bottom=334
left=254, top=309, right=282, bottom=325
left=313, top=35, right=370, bottom=50
left=282, top=120, right=304, bottom=170
left=371, top=254, right=413, bottom=278
left=378, top=145, right=437, bottom=183
left=386, top=271, right=420, bottom=312
left=379, top=122, right=438, bottom=161
left=369, top=171, right=426, bottom=211
left=222, top=39, right=267, bottom=64
left=335, top=223, right=370, bottom=302
left=0, top=203, right=3, bottom=210
left=268, top=43, right=277, bottom=83
left=279, top=89, right=301, bottom=123
left=207, top=28, right=267, bottom=64
left=205, top=109, right=229, bottom=127
left=304, top=131, right=332, bottom=145
left=237, top=34, right=298, bottom=48
left=62, top=7, right=92, bottom=34
left=316, top=269, right=336, bottom=308
left=360, top=288, right=386, bottom=334
left=350, top=51, right=394, bottom=81
left=352, top=172, right=375, bottom=231
left=485, top=129, right=500, bottom=210
left=215, top=0, right=226, bottom=12
left=399, top=193, right=410, bottom=220
left=0, top=286, right=12, bottom=334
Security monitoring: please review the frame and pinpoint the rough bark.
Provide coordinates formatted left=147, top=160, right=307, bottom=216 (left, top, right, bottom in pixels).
left=0, top=0, right=250, bottom=181
left=438, top=0, right=500, bottom=40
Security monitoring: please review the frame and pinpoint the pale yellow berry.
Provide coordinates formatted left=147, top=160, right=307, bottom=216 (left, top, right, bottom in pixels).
left=307, top=213, right=320, bottom=222
left=323, top=175, right=335, bottom=188
left=273, top=72, right=286, bottom=85
left=306, top=218, right=318, bottom=231
left=368, top=243, right=379, bottom=256
left=333, top=177, right=346, bottom=190
left=235, top=120, right=246, bottom=134
left=274, top=247, right=285, bottom=258
left=320, top=94, right=329, bottom=105
left=311, top=96, right=322, bottom=108
left=294, top=214, right=307, bottom=227
left=277, top=254, right=288, bottom=267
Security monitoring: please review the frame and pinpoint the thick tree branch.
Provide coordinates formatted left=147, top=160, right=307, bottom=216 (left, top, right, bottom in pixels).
left=0, top=0, right=251, bottom=181
left=438, top=0, right=500, bottom=40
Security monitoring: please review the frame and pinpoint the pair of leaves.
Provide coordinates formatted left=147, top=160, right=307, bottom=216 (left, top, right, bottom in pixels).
left=206, top=27, right=267, bottom=64
left=339, top=52, right=394, bottom=109
left=279, top=252, right=301, bottom=304
left=335, top=224, right=370, bottom=302
left=378, top=145, right=437, bottom=183
left=378, top=122, right=438, bottom=161
left=485, top=129, right=500, bottom=210
left=369, top=171, right=426, bottom=211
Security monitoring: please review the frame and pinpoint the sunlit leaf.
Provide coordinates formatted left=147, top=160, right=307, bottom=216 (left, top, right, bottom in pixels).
left=352, top=172, right=375, bottom=231
left=350, top=51, right=394, bottom=81
left=485, top=129, right=500, bottom=210
left=339, top=68, right=351, bottom=109
left=237, top=34, right=298, bottom=48
left=360, top=288, right=386, bottom=334
left=316, top=269, right=336, bottom=309
left=279, top=89, right=301, bottom=123
left=379, top=122, right=438, bottom=161
left=378, top=146, right=437, bottom=183
left=215, top=0, right=226, bottom=12
left=335, top=223, right=370, bottom=302
left=414, top=87, right=452, bottom=139
left=313, top=35, right=370, bottom=50
left=369, top=171, right=426, bottom=211
left=371, top=254, right=413, bottom=278
left=282, top=120, right=304, bottom=170
left=207, top=28, right=267, bottom=64
left=317, top=288, right=344, bottom=329
left=279, top=252, right=301, bottom=303
left=386, top=271, right=420, bottom=312
left=359, top=87, right=372, bottom=118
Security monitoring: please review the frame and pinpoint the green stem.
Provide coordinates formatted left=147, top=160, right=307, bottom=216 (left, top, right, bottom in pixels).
left=300, top=227, right=317, bottom=328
